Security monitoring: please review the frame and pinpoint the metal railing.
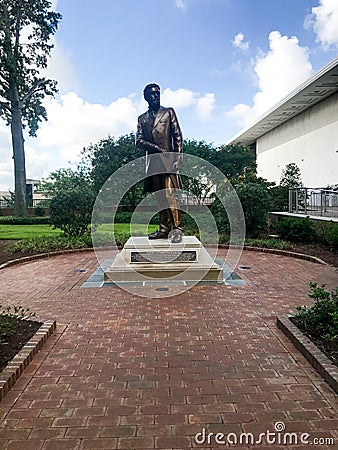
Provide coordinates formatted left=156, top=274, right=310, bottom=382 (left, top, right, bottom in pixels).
left=289, top=187, right=338, bottom=218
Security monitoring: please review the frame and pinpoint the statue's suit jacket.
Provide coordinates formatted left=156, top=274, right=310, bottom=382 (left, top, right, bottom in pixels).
left=136, top=106, right=183, bottom=193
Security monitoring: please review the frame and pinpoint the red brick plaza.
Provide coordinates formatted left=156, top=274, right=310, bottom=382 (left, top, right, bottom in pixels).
left=0, top=249, right=337, bottom=449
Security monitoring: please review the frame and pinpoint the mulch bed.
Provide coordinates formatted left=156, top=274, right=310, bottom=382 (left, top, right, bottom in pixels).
left=290, top=316, right=338, bottom=368
left=0, top=240, right=26, bottom=266
left=0, top=316, right=42, bottom=372
left=288, top=242, right=338, bottom=268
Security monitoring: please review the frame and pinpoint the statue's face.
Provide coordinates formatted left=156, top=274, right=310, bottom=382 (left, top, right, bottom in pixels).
left=146, top=87, right=160, bottom=110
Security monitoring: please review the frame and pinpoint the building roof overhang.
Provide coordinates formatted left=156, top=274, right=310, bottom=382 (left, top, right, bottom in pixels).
left=226, top=56, right=338, bottom=147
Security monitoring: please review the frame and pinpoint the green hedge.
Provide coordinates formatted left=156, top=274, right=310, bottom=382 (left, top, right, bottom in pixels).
left=276, top=217, right=316, bottom=244
left=8, top=232, right=132, bottom=254
left=295, top=283, right=338, bottom=344
left=323, top=222, right=338, bottom=249
left=102, top=211, right=160, bottom=224
left=0, top=216, right=51, bottom=225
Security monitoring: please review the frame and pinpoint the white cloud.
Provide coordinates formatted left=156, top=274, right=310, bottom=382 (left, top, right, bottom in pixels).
left=228, top=31, right=313, bottom=128
left=0, top=32, right=64, bottom=189
left=43, top=41, right=80, bottom=93
left=0, top=92, right=140, bottom=189
left=36, top=92, right=140, bottom=162
left=162, top=88, right=215, bottom=120
left=304, top=0, right=338, bottom=49
left=162, top=88, right=196, bottom=108
left=0, top=121, right=53, bottom=190
left=197, top=93, right=215, bottom=121
left=16, top=1, right=78, bottom=93
left=232, top=32, right=250, bottom=51
left=175, top=0, right=186, bottom=10
left=45, top=2, right=79, bottom=93
left=25, top=146, right=51, bottom=181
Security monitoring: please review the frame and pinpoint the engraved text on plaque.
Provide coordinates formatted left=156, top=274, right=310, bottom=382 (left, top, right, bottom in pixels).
left=131, top=250, right=197, bottom=264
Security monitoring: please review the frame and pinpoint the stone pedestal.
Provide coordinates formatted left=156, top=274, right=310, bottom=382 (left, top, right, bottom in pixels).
left=104, top=236, right=223, bottom=283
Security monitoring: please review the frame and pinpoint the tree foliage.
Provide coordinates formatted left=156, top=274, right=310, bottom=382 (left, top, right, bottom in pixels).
left=81, top=135, right=257, bottom=209
left=0, top=0, right=62, bottom=215
left=42, top=167, right=96, bottom=237
left=40, top=167, right=91, bottom=199
left=210, top=144, right=256, bottom=183
left=270, top=163, right=304, bottom=212
left=235, top=181, right=271, bottom=237
left=280, top=163, right=303, bottom=187
left=276, top=217, right=316, bottom=244
left=82, top=133, right=145, bottom=210
left=50, top=187, right=95, bottom=237
left=184, top=140, right=256, bottom=183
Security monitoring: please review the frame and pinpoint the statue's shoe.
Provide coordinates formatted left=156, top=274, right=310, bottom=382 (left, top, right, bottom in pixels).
left=148, top=230, right=169, bottom=239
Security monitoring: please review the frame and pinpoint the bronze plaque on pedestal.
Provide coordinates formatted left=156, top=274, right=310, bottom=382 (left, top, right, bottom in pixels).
left=131, top=250, right=197, bottom=264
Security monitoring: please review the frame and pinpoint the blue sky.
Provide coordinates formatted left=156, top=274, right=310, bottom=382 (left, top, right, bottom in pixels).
left=1, top=0, right=338, bottom=189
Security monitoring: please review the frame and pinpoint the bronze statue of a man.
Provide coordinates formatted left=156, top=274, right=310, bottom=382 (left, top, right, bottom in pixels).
left=136, top=83, right=183, bottom=242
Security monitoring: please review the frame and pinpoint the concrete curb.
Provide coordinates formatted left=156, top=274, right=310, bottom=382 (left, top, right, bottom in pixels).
left=277, top=315, right=338, bottom=393
left=0, top=320, right=56, bottom=401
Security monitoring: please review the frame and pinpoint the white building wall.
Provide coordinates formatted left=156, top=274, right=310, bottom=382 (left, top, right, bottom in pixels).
left=256, top=92, right=338, bottom=187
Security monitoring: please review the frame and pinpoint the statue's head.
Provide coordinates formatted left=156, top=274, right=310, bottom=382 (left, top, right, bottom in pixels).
left=143, top=83, right=160, bottom=110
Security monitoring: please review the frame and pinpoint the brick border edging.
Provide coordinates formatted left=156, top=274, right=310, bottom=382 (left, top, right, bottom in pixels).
left=0, top=245, right=328, bottom=270
left=242, top=245, right=327, bottom=265
left=0, top=247, right=94, bottom=270
left=277, top=315, right=338, bottom=393
left=0, top=320, right=56, bottom=401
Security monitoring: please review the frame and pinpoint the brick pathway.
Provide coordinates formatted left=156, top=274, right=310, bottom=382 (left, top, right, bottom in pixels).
left=0, top=250, right=337, bottom=449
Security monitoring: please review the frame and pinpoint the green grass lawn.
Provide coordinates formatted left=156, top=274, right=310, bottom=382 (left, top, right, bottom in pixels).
left=0, top=224, right=61, bottom=239
left=0, top=223, right=157, bottom=240
left=97, top=223, right=156, bottom=236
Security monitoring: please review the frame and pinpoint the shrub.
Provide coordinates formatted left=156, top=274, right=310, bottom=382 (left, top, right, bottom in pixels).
left=50, top=187, right=96, bottom=237
left=0, top=216, right=50, bottom=225
left=323, top=222, right=338, bottom=250
left=8, top=232, right=132, bottom=254
left=112, top=232, right=130, bottom=247
left=235, top=182, right=271, bottom=237
left=34, top=206, right=45, bottom=217
left=209, top=200, right=231, bottom=234
left=9, top=235, right=93, bottom=254
left=276, top=216, right=316, bottom=243
left=295, top=283, right=338, bottom=344
left=245, top=238, right=291, bottom=250
left=114, top=211, right=132, bottom=223
left=101, top=211, right=160, bottom=225
left=269, top=185, right=289, bottom=212
left=0, top=305, right=35, bottom=320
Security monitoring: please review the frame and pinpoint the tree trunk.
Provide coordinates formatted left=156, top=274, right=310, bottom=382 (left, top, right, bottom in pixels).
left=11, top=104, right=27, bottom=216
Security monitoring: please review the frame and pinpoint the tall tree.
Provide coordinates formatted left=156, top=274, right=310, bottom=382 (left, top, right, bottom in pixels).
left=0, top=0, right=62, bottom=215
left=280, top=162, right=303, bottom=187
